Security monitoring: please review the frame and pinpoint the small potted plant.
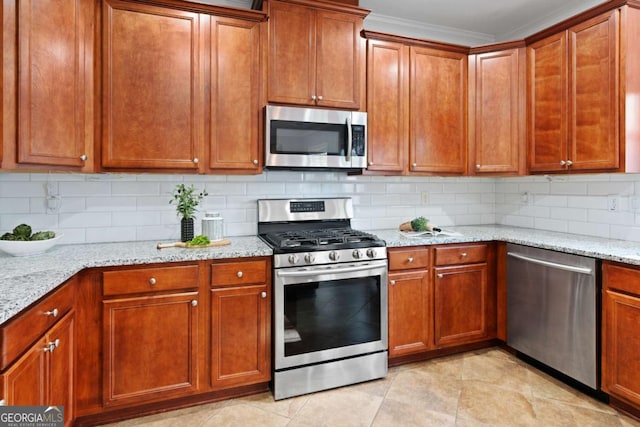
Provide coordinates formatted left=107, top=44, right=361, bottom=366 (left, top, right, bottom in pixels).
left=170, top=184, right=208, bottom=242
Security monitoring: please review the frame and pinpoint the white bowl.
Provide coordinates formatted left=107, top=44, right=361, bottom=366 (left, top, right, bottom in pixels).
left=0, top=234, right=63, bottom=257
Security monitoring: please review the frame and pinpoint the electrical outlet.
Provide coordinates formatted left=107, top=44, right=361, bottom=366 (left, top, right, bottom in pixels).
left=421, top=192, right=429, bottom=205
left=608, top=196, right=619, bottom=211
left=521, top=192, right=530, bottom=205
left=47, top=195, right=61, bottom=214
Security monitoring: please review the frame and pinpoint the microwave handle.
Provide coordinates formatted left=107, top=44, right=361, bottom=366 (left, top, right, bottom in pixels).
left=346, top=116, right=352, bottom=162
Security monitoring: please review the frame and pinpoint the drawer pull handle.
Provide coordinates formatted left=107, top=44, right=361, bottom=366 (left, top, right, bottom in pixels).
left=149, top=277, right=157, bottom=285
left=437, top=274, right=444, bottom=279
left=237, top=271, right=243, bottom=278
left=261, top=291, right=267, bottom=298
left=191, top=300, right=198, bottom=307
left=45, top=308, right=59, bottom=317
left=407, top=257, right=414, bottom=263
left=461, top=252, right=468, bottom=257
left=44, top=339, right=60, bottom=353
left=390, top=280, right=396, bottom=286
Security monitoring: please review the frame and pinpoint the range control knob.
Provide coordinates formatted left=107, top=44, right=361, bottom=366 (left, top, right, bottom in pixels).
left=352, top=249, right=362, bottom=259
left=288, top=254, right=299, bottom=265
left=304, top=253, right=316, bottom=264
left=329, top=251, right=340, bottom=261
left=366, top=248, right=377, bottom=259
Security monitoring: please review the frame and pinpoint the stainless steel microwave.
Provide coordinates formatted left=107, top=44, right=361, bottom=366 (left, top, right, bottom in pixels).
left=265, top=105, right=367, bottom=170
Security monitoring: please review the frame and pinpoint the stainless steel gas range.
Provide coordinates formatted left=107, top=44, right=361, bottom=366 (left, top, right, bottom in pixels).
left=258, top=197, right=388, bottom=400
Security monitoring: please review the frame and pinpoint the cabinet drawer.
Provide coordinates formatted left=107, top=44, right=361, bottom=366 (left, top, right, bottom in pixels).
left=211, top=260, right=267, bottom=287
left=0, top=278, right=76, bottom=370
left=435, top=244, right=487, bottom=266
left=604, top=262, right=640, bottom=295
left=103, top=264, right=199, bottom=296
left=388, top=248, right=430, bottom=270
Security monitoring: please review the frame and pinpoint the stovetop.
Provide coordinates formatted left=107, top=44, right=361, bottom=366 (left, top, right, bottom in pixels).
left=260, top=227, right=385, bottom=253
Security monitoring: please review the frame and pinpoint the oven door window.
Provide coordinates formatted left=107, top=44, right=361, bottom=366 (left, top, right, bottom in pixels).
left=283, top=276, right=381, bottom=357
left=270, top=121, right=346, bottom=156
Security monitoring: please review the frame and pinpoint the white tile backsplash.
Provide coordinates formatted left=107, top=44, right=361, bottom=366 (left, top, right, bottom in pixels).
left=3, top=171, right=640, bottom=243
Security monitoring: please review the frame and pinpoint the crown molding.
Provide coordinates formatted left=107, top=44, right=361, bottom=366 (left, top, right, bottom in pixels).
left=363, top=12, right=495, bottom=46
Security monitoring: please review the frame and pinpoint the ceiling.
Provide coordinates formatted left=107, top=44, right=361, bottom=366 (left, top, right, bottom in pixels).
left=199, top=0, right=608, bottom=45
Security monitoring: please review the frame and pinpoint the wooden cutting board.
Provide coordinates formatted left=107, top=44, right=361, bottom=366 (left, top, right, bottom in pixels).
left=157, top=239, right=231, bottom=249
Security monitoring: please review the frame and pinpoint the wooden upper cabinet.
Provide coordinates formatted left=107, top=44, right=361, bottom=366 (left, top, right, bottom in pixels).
left=410, top=47, right=467, bottom=174
left=267, top=0, right=366, bottom=109
left=208, top=16, right=262, bottom=172
left=528, top=10, right=619, bottom=173
left=366, top=39, right=409, bottom=173
left=101, top=0, right=203, bottom=171
left=569, top=10, right=619, bottom=171
left=468, top=47, right=525, bottom=176
left=3, top=0, right=94, bottom=171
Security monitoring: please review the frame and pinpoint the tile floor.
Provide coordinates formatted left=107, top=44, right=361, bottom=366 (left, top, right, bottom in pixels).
left=106, top=347, right=640, bottom=426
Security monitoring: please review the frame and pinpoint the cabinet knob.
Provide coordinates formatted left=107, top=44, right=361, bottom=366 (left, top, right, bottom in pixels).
left=253, top=159, right=258, bottom=165
left=80, top=154, right=87, bottom=161
left=407, top=257, right=414, bottom=263
left=261, top=291, right=267, bottom=298
left=311, top=95, right=317, bottom=101
left=237, top=271, right=243, bottom=278
left=368, top=161, right=374, bottom=166
left=390, top=280, right=396, bottom=286
left=44, top=339, right=60, bottom=353
left=45, top=308, right=59, bottom=317
left=191, top=300, right=198, bottom=307
left=317, top=95, right=323, bottom=101
left=149, top=277, right=156, bottom=285
left=412, top=163, right=417, bottom=168
left=437, top=273, right=444, bottom=279
left=461, top=252, right=467, bottom=258
left=560, top=160, right=566, bottom=166
left=193, top=158, right=199, bottom=164
left=566, top=160, right=573, bottom=167
left=0, top=399, right=5, bottom=406
left=476, top=164, right=481, bottom=169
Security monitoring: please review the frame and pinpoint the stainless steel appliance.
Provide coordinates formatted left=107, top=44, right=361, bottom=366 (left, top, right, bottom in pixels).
left=258, top=197, right=388, bottom=400
left=507, top=243, right=598, bottom=389
left=264, top=105, right=367, bottom=170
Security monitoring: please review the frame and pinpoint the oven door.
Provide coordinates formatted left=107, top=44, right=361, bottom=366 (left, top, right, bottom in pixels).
left=274, top=259, right=388, bottom=370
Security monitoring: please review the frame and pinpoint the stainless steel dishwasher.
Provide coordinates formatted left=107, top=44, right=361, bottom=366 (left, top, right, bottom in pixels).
left=507, top=243, right=598, bottom=389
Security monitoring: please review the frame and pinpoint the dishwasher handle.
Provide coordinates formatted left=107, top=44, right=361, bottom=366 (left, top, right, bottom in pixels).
left=507, top=251, right=593, bottom=275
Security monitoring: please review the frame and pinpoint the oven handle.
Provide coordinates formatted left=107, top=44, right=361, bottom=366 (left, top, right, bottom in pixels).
left=276, top=263, right=384, bottom=278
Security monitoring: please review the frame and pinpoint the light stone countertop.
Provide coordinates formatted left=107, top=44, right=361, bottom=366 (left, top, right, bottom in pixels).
left=0, top=236, right=272, bottom=325
left=2, top=225, right=640, bottom=326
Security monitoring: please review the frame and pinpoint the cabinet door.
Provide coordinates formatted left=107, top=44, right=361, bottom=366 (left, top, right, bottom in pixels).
left=568, top=10, right=619, bottom=171
left=315, top=9, right=362, bottom=109
left=267, top=1, right=316, bottom=106
left=0, top=337, right=47, bottom=407
left=388, top=270, right=431, bottom=357
left=410, top=47, right=467, bottom=174
left=602, top=289, right=640, bottom=405
left=102, top=292, right=199, bottom=406
left=47, top=312, right=74, bottom=427
left=16, top=0, right=93, bottom=170
left=210, top=284, right=270, bottom=389
left=366, top=39, right=408, bottom=173
left=528, top=32, right=568, bottom=173
left=209, top=16, right=261, bottom=172
left=470, top=48, right=524, bottom=175
left=433, top=264, right=490, bottom=348
left=102, top=0, right=202, bottom=170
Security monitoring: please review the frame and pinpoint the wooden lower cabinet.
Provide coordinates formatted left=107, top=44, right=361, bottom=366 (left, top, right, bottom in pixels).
left=602, top=262, right=640, bottom=409
left=210, top=259, right=271, bottom=389
left=433, top=264, right=490, bottom=347
left=1, top=311, right=75, bottom=427
left=102, top=292, right=200, bottom=407
left=388, top=270, right=431, bottom=356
